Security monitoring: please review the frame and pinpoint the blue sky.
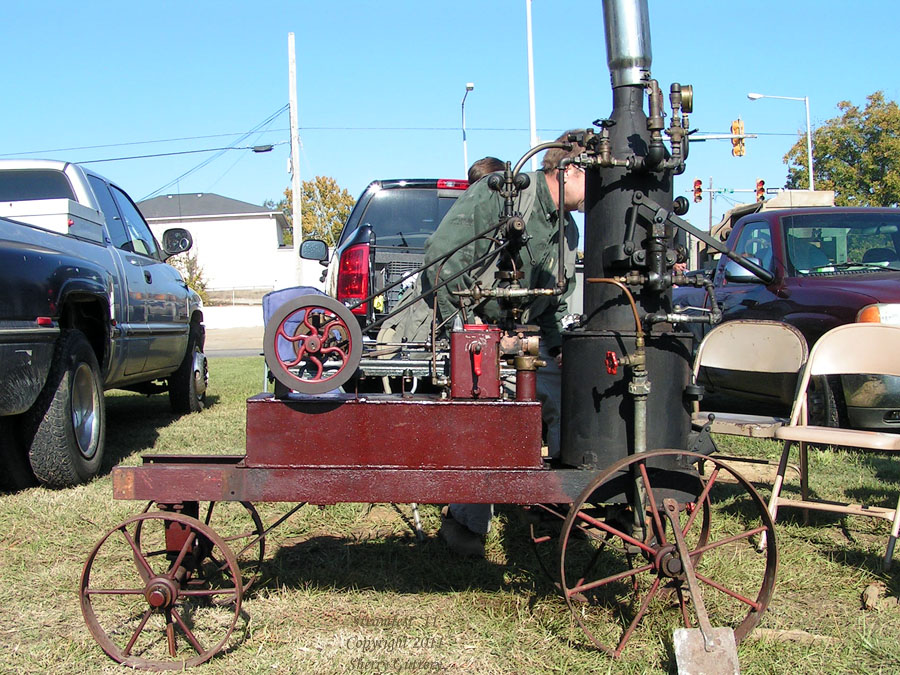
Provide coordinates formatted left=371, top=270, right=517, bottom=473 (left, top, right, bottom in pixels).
left=1, top=1, right=896, bottom=230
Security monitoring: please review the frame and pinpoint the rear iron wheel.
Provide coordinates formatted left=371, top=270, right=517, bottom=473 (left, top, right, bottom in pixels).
left=80, top=511, right=243, bottom=670
left=558, top=450, right=777, bottom=657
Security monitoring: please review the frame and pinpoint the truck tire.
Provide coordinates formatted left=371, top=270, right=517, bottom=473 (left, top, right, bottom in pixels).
left=23, top=329, right=105, bottom=487
left=0, top=416, right=37, bottom=491
left=169, top=322, right=207, bottom=414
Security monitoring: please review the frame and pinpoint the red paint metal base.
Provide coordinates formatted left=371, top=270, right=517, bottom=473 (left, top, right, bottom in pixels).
left=245, top=393, right=543, bottom=469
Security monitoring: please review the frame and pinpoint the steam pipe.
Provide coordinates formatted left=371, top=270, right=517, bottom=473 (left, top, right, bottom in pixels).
left=603, top=0, right=652, bottom=88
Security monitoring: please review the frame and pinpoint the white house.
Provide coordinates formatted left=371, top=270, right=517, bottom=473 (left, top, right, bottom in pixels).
left=139, top=193, right=322, bottom=301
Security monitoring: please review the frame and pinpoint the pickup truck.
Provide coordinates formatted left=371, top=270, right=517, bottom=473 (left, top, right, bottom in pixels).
left=0, top=160, right=206, bottom=489
left=673, top=197, right=900, bottom=430
left=304, top=178, right=469, bottom=335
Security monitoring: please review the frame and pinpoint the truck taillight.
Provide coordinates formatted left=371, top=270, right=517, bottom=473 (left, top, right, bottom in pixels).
left=437, top=179, right=469, bottom=190
left=336, top=243, right=370, bottom=315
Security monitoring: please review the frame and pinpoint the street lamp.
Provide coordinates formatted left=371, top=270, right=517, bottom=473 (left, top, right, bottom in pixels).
left=748, top=92, right=814, bottom=190
left=461, top=82, right=474, bottom=178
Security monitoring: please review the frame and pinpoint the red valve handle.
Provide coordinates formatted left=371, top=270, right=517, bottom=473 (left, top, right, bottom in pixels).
left=605, top=351, right=619, bottom=375
left=473, top=348, right=483, bottom=377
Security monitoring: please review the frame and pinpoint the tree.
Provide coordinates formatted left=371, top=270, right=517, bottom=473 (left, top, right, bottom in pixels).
left=266, top=175, right=356, bottom=247
left=784, top=91, right=900, bottom=206
left=169, top=251, right=209, bottom=304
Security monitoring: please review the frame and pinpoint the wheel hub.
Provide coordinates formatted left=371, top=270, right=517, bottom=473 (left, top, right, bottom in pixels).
left=144, top=577, right=178, bottom=609
left=654, top=544, right=683, bottom=578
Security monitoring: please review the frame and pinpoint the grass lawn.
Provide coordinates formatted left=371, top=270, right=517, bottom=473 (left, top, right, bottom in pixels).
left=2, top=356, right=900, bottom=673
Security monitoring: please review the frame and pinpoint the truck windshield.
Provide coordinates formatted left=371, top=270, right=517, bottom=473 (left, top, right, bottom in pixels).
left=0, top=169, right=76, bottom=202
left=783, top=212, right=900, bottom=273
left=358, top=189, right=457, bottom=248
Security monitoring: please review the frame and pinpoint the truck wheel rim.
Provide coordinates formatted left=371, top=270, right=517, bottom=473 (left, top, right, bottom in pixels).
left=192, top=350, right=208, bottom=400
left=71, top=362, right=100, bottom=460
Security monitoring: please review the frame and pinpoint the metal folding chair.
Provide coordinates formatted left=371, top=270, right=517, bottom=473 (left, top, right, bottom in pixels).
left=762, top=323, right=900, bottom=569
left=692, top=320, right=808, bottom=438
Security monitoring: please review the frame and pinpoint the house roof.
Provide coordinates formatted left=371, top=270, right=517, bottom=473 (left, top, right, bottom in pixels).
left=138, top=193, right=278, bottom=219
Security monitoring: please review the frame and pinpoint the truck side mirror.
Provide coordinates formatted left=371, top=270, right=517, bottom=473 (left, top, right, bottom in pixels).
left=723, top=256, right=766, bottom=283
left=300, top=239, right=329, bottom=265
left=161, top=228, right=193, bottom=257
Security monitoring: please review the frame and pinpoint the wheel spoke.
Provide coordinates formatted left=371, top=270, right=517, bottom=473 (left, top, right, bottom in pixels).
left=574, top=509, right=657, bottom=557
left=171, top=608, right=207, bottom=655
left=638, top=462, right=667, bottom=546
left=692, top=526, right=768, bottom=557
left=614, top=576, right=661, bottom=657
left=165, top=610, right=177, bottom=658
left=180, top=588, right=238, bottom=598
left=166, top=528, right=198, bottom=579
left=123, top=609, right=153, bottom=656
left=684, top=467, right=718, bottom=534
left=694, top=571, right=762, bottom=610
left=84, top=588, right=146, bottom=595
left=567, top=561, right=654, bottom=598
left=120, top=527, right=154, bottom=580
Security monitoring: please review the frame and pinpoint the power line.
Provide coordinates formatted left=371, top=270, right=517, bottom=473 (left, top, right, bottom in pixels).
left=79, top=142, right=288, bottom=165
left=141, top=104, right=289, bottom=201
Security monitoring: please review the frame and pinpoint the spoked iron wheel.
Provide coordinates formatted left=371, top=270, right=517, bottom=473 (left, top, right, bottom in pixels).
left=263, top=295, right=363, bottom=394
left=139, top=501, right=266, bottom=592
left=80, top=511, right=243, bottom=670
left=559, top=450, right=776, bottom=658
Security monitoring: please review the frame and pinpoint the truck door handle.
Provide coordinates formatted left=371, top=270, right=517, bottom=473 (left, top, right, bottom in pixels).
left=144, top=270, right=152, bottom=284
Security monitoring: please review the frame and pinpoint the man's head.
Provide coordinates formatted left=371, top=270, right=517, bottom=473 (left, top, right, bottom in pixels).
left=541, top=129, right=587, bottom=213
left=467, top=156, right=505, bottom=184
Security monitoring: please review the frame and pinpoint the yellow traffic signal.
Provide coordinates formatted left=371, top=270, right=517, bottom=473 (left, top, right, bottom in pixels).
left=731, top=118, right=745, bottom=157
left=756, top=179, right=766, bottom=202
left=693, top=179, right=703, bottom=202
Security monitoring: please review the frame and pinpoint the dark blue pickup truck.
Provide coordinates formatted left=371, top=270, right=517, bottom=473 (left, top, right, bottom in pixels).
left=0, top=160, right=207, bottom=488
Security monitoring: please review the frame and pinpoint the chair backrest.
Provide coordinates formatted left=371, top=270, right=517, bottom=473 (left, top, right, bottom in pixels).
left=693, top=320, right=808, bottom=380
left=788, top=323, right=900, bottom=425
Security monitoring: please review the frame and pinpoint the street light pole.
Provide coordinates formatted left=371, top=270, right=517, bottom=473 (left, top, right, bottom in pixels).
left=748, top=92, right=815, bottom=190
left=461, top=83, right=474, bottom=178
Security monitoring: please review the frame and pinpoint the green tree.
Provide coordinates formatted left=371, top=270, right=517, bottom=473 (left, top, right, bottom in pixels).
left=266, top=175, right=355, bottom=247
left=784, top=91, right=900, bottom=206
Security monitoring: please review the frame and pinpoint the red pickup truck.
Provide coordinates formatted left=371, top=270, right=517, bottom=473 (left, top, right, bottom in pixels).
left=673, top=197, right=900, bottom=430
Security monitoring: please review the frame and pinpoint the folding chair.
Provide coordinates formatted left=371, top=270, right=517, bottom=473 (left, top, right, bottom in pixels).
left=692, top=320, right=808, bottom=438
left=763, top=323, right=900, bottom=569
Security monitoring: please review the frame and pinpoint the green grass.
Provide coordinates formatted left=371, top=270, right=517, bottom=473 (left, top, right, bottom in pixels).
left=2, top=357, right=900, bottom=673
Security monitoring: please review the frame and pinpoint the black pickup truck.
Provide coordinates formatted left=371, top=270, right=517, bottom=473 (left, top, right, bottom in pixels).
left=0, top=160, right=207, bottom=488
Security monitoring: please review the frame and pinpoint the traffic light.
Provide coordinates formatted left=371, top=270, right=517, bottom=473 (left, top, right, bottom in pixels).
left=693, top=179, right=703, bottom=202
left=756, top=179, right=766, bottom=202
left=731, top=118, right=745, bottom=157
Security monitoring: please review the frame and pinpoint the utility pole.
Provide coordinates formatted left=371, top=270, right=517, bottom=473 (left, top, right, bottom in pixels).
left=525, top=0, right=538, bottom=170
left=288, top=32, right=302, bottom=253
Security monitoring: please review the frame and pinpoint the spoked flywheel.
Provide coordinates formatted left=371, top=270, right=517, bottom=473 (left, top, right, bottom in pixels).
left=263, top=294, right=363, bottom=395
left=558, top=449, right=777, bottom=657
left=80, top=511, right=243, bottom=670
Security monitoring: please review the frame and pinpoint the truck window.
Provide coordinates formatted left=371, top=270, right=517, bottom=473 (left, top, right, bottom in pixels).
left=0, top=169, right=76, bottom=201
left=87, top=175, right=131, bottom=249
left=731, top=220, right=773, bottom=272
left=357, top=189, right=456, bottom=248
left=110, top=185, right=160, bottom=259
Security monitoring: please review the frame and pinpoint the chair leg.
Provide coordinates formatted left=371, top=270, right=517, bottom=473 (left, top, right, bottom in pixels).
left=885, top=494, right=900, bottom=572
left=799, top=440, right=810, bottom=525
left=760, top=439, right=794, bottom=552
